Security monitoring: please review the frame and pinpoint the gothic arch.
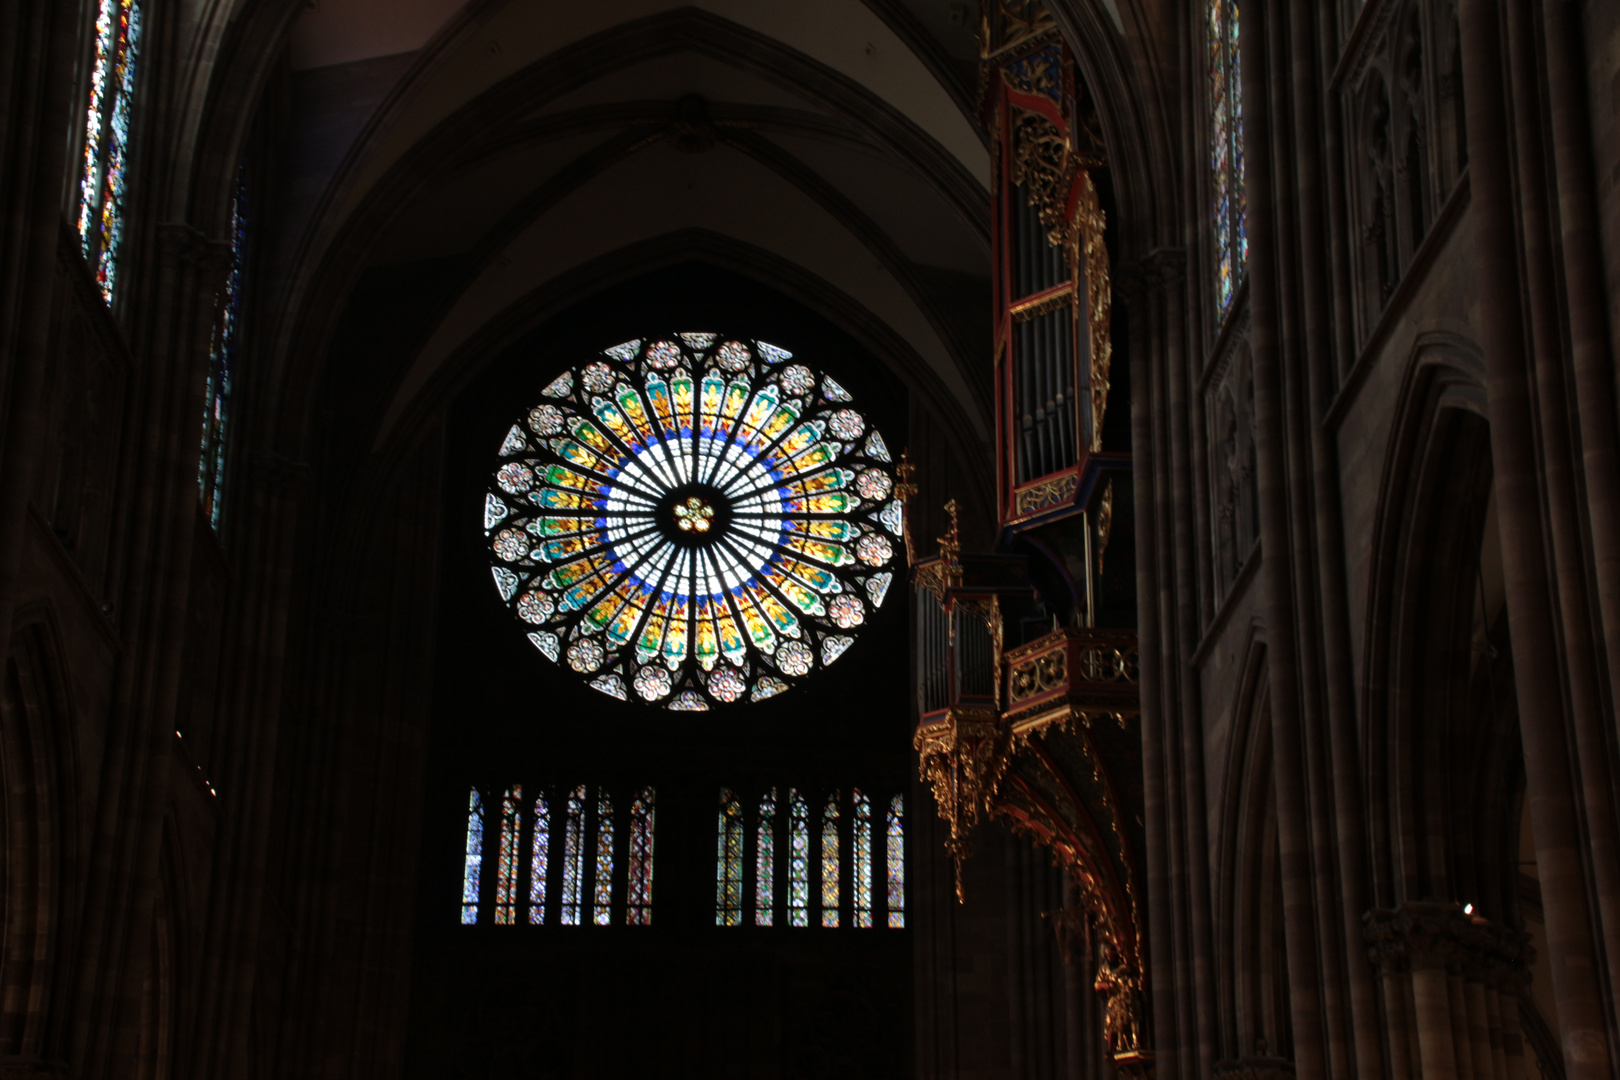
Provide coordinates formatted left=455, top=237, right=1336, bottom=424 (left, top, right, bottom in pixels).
left=1359, top=333, right=1511, bottom=908
left=0, top=615, right=82, bottom=1062
left=1213, top=627, right=1292, bottom=1065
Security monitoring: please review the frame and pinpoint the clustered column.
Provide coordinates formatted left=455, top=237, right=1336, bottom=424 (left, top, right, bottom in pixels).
left=1363, top=904, right=1532, bottom=1080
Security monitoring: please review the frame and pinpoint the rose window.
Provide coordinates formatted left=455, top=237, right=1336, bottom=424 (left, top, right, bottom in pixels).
left=483, top=333, right=902, bottom=710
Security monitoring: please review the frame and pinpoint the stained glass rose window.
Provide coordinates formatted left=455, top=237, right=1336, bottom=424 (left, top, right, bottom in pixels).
left=484, top=334, right=901, bottom=710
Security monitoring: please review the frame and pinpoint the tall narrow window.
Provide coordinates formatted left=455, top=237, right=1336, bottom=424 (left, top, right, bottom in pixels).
left=852, top=790, right=873, bottom=928
left=460, top=788, right=484, bottom=925
left=887, top=795, right=906, bottom=928
left=627, top=787, right=656, bottom=925
left=593, top=791, right=615, bottom=925
left=493, top=785, right=522, bottom=925
left=560, top=785, right=586, bottom=926
left=200, top=170, right=246, bottom=529
left=1208, top=0, right=1246, bottom=315
left=756, top=789, right=778, bottom=926
left=788, top=790, right=810, bottom=927
left=716, top=789, right=746, bottom=926
left=78, top=0, right=144, bottom=304
left=821, top=794, right=841, bottom=928
left=529, top=790, right=550, bottom=924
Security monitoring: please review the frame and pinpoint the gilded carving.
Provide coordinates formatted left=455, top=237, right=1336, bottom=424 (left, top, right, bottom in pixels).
left=1015, top=472, right=1079, bottom=515
left=1097, top=479, right=1115, bottom=572
left=913, top=706, right=1007, bottom=901
left=1077, top=170, right=1112, bottom=450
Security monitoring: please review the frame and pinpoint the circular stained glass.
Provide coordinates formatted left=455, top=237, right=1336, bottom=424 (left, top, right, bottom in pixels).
left=483, top=333, right=903, bottom=711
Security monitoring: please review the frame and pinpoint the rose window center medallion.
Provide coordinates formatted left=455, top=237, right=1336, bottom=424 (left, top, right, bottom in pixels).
left=484, top=333, right=902, bottom=711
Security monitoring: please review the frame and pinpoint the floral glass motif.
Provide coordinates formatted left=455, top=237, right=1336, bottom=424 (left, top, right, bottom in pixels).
left=821, top=795, right=841, bottom=928
left=593, top=791, right=615, bottom=925
left=484, top=334, right=901, bottom=711
left=789, top=790, right=810, bottom=927
left=200, top=169, right=246, bottom=529
left=1208, top=0, right=1247, bottom=315
left=852, top=790, right=874, bottom=928
left=627, top=788, right=656, bottom=925
left=78, top=0, right=144, bottom=305
left=756, top=789, right=778, bottom=926
left=461, top=788, right=484, bottom=925
left=494, top=785, right=522, bottom=925
left=560, top=785, right=586, bottom=925
left=887, top=795, right=906, bottom=928
left=529, top=792, right=551, bottom=924
left=717, top=789, right=746, bottom=926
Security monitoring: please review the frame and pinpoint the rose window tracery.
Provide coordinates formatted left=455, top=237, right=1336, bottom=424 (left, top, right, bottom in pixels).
left=483, top=333, right=901, bottom=710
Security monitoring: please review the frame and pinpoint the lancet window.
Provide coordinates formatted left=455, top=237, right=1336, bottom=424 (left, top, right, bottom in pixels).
left=1208, top=0, right=1247, bottom=316
left=459, top=783, right=654, bottom=927
left=78, top=0, right=144, bottom=305
left=717, top=789, right=746, bottom=926
left=711, top=785, right=905, bottom=930
left=200, top=171, right=247, bottom=530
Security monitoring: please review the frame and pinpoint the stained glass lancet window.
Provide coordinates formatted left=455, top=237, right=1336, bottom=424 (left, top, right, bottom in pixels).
left=560, top=785, right=586, bottom=926
left=593, top=791, right=615, bottom=925
left=1208, top=0, right=1246, bottom=315
left=483, top=335, right=900, bottom=712
left=460, top=788, right=484, bottom=925
left=200, top=170, right=246, bottom=529
left=789, top=790, right=810, bottom=927
left=627, top=787, right=655, bottom=925
left=887, top=795, right=906, bottom=929
left=821, top=795, right=841, bottom=928
left=493, top=785, right=522, bottom=925
left=756, top=789, right=778, bottom=926
left=529, top=791, right=551, bottom=924
left=77, top=0, right=144, bottom=304
left=852, top=790, right=874, bottom=928
left=716, top=788, right=746, bottom=926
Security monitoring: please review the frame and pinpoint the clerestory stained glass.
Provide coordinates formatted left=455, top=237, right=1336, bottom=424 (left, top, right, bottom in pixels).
left=529, top=791, right=551, bottom=924
left=593, top=791, right=615, bottom=925
left=627, top=787, right=656, bottom=925
left=887, top=794, right=906, bottom=928
left=78, top=0, right=144, bottom=305
left=494, top=785, right=522, bottom=925
left=484, top=334, right=899, bottom=711
left=852, top=789, right=873, bottom=928
left=756, top=789, right=778, bottom=926
left=460, top=788, right=483, bottom=925
left=789, top=789, right=810, bottom=927
left=716, top=788, right=746, bottom=926
left=200, top=168, right=247, bottom=530
left=1209, top=0, right=1247, bottom=315
left=821, top=794, right=841, bottom=928
left=560, top=785, right=586, bottom=925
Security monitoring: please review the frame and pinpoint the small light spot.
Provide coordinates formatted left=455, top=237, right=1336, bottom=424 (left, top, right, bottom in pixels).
left=1463, top=903, right=1473, bottom=915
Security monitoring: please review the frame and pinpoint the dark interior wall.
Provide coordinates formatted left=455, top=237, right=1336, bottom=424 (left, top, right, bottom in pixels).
left=403, top=263, right=918, bottom=1079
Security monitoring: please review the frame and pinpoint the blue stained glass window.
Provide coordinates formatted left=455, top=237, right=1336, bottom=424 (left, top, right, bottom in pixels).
left=78, top=0, right=143, bottom=305
left=593, top=791, right=616, bottom=925
left=493, top=785, right=522, bottom=925
left=716, top=788, right=746, bottom=926
left=1209, top=0, right=1247, bottom=315
left=788, top=790, right=810, bottom=927
left=484, top=335, right=901, bottom=713
left=200, top=169, right=247, bottom=529
left=756, top=789, right=778, bottom=926
left=887, top=794, right=906, bottom=928
left=852, top=790, right=874, bottom=928
left=821, top=794, right=841, bottom=928
left=460, top=788, right=484, bottom=925
left=560, top=785, right=586, bottom=925
left=627, top=787, right=656, bottom=925
left=529, top=791, right=550, bottom=924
